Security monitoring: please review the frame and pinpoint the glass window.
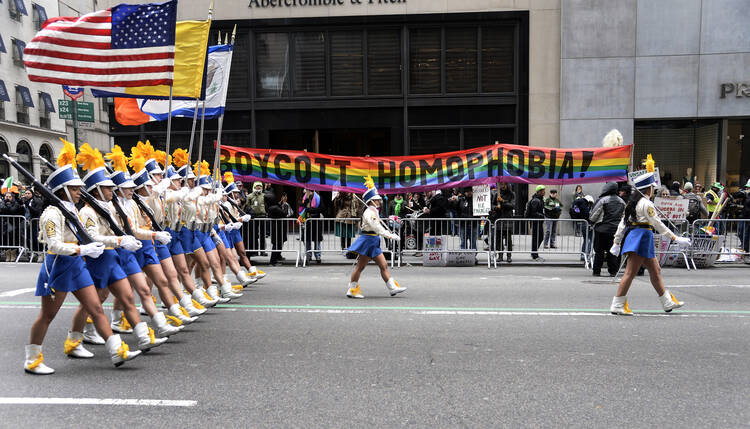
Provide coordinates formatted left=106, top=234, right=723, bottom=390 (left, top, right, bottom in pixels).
left=39, top=144, right=53, bottom=181
left=481, top=26, right=515, bottom=93
left=445, top=27, right=477, bottom=93
left=409, top=28, right=441, bottom=94
left=463, top=127, right=515, bottom=148
left=256, top=33, right=290, bottom=98
left=228, top=32, right=249, bottom=98
left=409, top=129, right=460, bottom=155
left=0, top=138, right=9, bottom=179
left=293, top=32, right=326, bottom=97
left=367, top=30, right=401, bottom=96
left=330, top=31, right=363, bottom=96
left=17, top=140, right=33, bottom=174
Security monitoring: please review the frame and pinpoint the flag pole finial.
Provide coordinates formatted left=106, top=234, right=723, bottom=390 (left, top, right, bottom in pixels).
left=208, top=0, right=215, bottom=21
left=231, top=24, right=237, bottom=45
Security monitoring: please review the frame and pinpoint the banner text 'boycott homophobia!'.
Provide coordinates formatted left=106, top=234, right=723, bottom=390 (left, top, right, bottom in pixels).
left=221, top=144, right=633, bottom=194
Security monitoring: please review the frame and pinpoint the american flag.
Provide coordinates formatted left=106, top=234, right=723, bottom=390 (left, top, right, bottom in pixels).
left=23, top=1, right=177, bottom=88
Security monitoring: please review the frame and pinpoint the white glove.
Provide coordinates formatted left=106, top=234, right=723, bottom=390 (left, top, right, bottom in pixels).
left=154, top=231, right=172, bottom=245
left=674, top=236, right=691, bottom=248
left=241, top=214, right=252, bottom=222
left=80, top=242, right=105, bottom=259
left=152, top=178, right=171, bottom=194
left=233, top=222, right=243, bottom=230
left=389, top=233, right=401, bottom=242
left=609, top=244, right=621, bottom=256
left=120, top=235, right=142, bottom=252
left=224, top=222, right=235, bottom=232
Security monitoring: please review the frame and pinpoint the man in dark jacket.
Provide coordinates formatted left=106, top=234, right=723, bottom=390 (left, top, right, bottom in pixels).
left=267, top=193, right=290, bottom=266
left=424, top=190, right=449, bottom=236
left=0, top=190, right=25, bottom=261
left=454, top=188, right=478, bottom=250
left=489, top=183, right=515, bottom=262
left=524, top=185, right=546, bottom=261
left=589, top=182, right=625, bottom=276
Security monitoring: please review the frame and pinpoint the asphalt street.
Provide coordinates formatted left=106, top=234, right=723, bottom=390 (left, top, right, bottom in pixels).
left=0, top=261, right=748, bottom=428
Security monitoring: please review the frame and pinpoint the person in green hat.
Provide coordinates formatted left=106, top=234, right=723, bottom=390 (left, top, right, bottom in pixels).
left=524, top=184, right=546, bottom=261
left=706, top=182, right=726, bottom=234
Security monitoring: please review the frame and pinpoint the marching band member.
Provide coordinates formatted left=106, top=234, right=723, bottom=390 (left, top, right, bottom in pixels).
left=108, top=150, right=181, bottom=343
left=609, top=159, right=691, bottom=315
left=25, top=142, right=139, bottom=374
left=223, top=173, right=266, bottom=281
left=193, top=165, right=243, bottom=299
left=346, top=177, right=406, bottom=299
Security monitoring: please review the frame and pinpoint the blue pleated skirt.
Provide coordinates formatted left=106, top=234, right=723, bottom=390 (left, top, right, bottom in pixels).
left=85, top=249, right=128, bottom=289
left=36, top=254, right=93, bottom=297
left=622, top=228, right=656, bottom=259
left=348, top=234, right=382, bottom=259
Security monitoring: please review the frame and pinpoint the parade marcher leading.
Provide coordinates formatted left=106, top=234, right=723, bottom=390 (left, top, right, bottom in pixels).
left=609, top=164, right=691, bottom=315
left=25, top=142, right=139, bottom=374
left=346, top=177, right=406, bottom=299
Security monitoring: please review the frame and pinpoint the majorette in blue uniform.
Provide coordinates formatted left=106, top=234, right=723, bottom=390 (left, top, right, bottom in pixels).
left=25, top=142, right=139, bottom=375
left=609, top=160, right=692, bottom=315
left=345, top=176, right=406, bottom=299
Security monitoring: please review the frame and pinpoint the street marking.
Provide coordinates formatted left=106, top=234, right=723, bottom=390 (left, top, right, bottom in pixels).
left=0, top=397, right=196, bottom=407
left=670, top=284, right=750, bottom=289
left=1, top=301, right=748, bottom=317
left=0, top=288, right=36, bottom=298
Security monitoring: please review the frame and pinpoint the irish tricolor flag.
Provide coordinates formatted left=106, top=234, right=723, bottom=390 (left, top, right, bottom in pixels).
left=1, top=177, right=12, bottom=194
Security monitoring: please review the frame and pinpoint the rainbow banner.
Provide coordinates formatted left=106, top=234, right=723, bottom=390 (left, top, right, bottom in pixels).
left=220, top=144, right=633, bottom=194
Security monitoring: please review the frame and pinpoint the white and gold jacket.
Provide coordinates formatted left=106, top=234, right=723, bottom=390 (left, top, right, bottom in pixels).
left=360, top=206, right=390, bottom=237
left=614, top=197, right=676, bottom=245
left=79, top=200, right=124, bottom=249
left=38, top=202, right=84, bottom=256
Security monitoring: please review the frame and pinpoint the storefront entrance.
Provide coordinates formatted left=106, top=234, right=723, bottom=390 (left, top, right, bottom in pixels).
left=725, top=119, right=750, bottom=192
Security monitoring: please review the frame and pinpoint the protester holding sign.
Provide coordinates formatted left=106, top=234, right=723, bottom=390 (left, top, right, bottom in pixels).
left=489, top=183, right=516, bottom=263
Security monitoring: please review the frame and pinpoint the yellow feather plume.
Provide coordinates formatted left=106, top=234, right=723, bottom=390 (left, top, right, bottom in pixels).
left=173, top=149, right=189, bottom=168
left=129, top=155, right=146, bottom=173
left=644, top=154, right=655, bottom=173
left=57, top=138, right=77, bottom=168
left=223, top=172, right=235, bottom=184
left=154, top=150, right=171, bottom=167
left=76, top=143, right=105, bottom=172
left=193, top=160, right=210, bottom=177
left=106, top=145, right=130, bottom=173
left=142, top=140, right=156, bottom=160
left=363, top=175, right=375, bottom=190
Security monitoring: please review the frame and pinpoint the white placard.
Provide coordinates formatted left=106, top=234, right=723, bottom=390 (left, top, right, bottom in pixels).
left=629, top=168, right=661, bottom=188
left=472, top=184, right=491, bottom=216
left=654, top=197, right=689, bottom=221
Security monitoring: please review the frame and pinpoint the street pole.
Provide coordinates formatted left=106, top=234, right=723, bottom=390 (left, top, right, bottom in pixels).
left=72, top=99, right=79, bottom=152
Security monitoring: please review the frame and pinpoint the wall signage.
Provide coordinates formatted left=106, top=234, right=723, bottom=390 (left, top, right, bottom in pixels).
left=720, top=83, right=750, bottom=98
left=248, top=0, right=405, bottom=8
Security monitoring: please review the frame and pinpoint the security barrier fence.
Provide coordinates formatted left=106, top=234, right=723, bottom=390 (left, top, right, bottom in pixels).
left=2, top=215, right=748, bottom=269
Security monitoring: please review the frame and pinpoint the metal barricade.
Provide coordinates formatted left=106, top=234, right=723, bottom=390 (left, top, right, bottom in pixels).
left=491, top=218, right=592, bottom=268
left=25, top=217, right=44, bottom=262
left=240, top=218, right=302, bottom=267
left=689, top=219, right=750, bottom=267
left=393, top=217, right=492, bottom=269
left=0, top=215, right=28, bottom=263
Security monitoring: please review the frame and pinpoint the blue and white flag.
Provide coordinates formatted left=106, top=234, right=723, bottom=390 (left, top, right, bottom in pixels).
left=139, top=44, right=233, bottom=120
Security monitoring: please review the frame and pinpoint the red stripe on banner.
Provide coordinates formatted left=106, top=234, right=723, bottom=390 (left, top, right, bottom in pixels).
left=23, top=62, right=174, bottom=76
left=42, top=26, right=111, bottom=36
left=27, top=75, right=173, bottom=87
left=24, top=49, right=174, bottom=63
left=30, top=36, right=111, bottom=50
left=45, top=15, right=111, bottom=25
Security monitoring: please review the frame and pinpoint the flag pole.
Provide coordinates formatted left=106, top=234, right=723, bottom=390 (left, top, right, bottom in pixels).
left=186, top=98, right=200, bottom=166
left=196, top=99, right=207, bottom=168
left=212, top=24, right=236, bottom=181
left=164, top=86, right=174, bottom=159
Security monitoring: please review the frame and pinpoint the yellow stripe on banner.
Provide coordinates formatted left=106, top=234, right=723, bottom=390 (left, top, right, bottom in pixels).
left=124, top=20, right=211, bottom=98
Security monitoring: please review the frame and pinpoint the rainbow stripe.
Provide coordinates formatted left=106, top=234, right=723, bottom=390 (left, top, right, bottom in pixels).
left=220, top=144, right=632, bottom=194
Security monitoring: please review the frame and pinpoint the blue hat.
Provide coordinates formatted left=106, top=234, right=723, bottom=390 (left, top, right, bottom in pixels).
left=110, top=170, right=136, bottom=188
left=165, top=165, right=180, bottom=180
left=47, top=165, right=85, bottom=193
left=144, top=158, right=163, bottom=175
left=177, top=165, right=196, bottom=179
left=132, top=169, right=154, bottom=189
left=82, top=166, right=115, bottom=192
left=363, top=187, right=381, bottom=203
left=224, top=182, right=239, bottom=194
left=633, top=172, right=656, bottom=190
left=198, top=175, right=212, bottom=190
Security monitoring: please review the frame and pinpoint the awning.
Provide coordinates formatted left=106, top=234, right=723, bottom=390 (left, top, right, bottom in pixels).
left=0, top=35, right=6, bottom=54
left=32, top=3, right=47, bottom=23
left=14, top=39, right=25, bottom=62
left=40, top=91, right=55, bottom=112
left=14, top=0, right=28, bottom=16
left=15, top=85, right=34, bottom=108
left=0, top=80, right=9, bottom=102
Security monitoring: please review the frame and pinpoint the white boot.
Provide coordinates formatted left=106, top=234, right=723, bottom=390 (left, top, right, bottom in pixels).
left=134, top=321, right=168, bottom=351
left=220, top=281, right=243, bottom=299
left=659, top=290, right=684, bottom=313
left=249, top=266, right=266, bottom=279
left=169, top=303, right=197, bottom=324
left=207, top=285, right=230, bottom=303
left=385, top=278, right=407, bottom=296
left=110, top=310, right=133, bottom=334
left=236, top=268, right=258, bottom=287
left=24, top=344, right=55, bottom=375
left=192, top=288, right=217, bottom=308
left=138, top=305, right=148, bottom=316
left=82, top=319, right=105, bottom=345
left=64, top=331, right=94, bottom=358
left=151, top=313, right=182, bottom=339
left=610, top=296, right=633, bottom=316
left=346, top=282, right=364, bottom=299
left=106, top=334, right=141, bottom=367
left=180, top=295, right=206, bottom=316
